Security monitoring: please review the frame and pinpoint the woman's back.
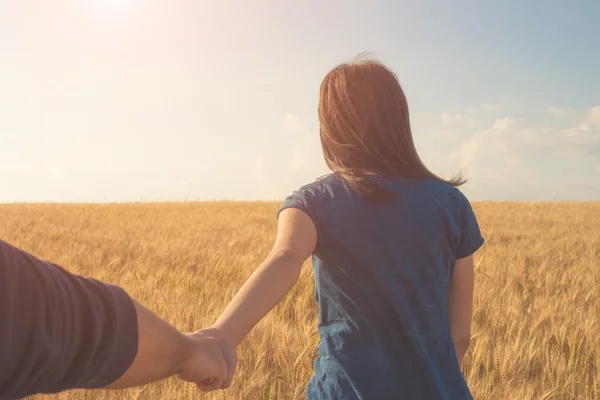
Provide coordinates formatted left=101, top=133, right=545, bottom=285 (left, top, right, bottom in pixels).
left=280, top=173, right=483, bottom=400
left=204, top=55, right=484, bottom=399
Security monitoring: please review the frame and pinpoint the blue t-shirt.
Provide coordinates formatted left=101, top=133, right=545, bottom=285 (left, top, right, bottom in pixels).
left=279, top=173, right=484, bottom=400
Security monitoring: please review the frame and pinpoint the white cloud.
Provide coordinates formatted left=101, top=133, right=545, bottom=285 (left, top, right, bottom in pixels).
left=466, top=103, right=501, bottom=114
left=289, top=135, right=321, bottom=171
left=284, top=116, right=327, bottom=173
left=481, top=103, right=501, bottom=112
left=452, top=117, right=519, bottom=170
left=253, top=113, right=329, bottom=198
left=547, top=106, right=579, bottom=117
left=491, top=117, right=517, bottom=131
left=263, top=107, right=600, bottom=201
left=280, top=113, right=304, bottom=134
left=440, top=112, right=462, bottom=123
left=452, top=106, right=600, bottom=200
left=587, top=106, right=600, bottom=126
left=440, top=112, right=475, bottom=127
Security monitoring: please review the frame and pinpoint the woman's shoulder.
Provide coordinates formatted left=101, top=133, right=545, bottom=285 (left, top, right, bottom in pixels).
left=281, top=174, right=343, bottom=211
left=279, top=175, right=339, bottom=223
left=294, top=173, right=341, bottom=194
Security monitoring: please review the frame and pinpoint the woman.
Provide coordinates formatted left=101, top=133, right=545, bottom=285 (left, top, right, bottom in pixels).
left=201, top=54, right=484, bottom=399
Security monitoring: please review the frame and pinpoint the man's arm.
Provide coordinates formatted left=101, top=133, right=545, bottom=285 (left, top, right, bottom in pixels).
left=0, top=239, right=226, bottom=400
left=104, top=297, right=227, bottom=391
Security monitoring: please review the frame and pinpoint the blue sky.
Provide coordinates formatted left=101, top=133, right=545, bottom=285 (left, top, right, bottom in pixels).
left=1, top=0, right=599, bottom=202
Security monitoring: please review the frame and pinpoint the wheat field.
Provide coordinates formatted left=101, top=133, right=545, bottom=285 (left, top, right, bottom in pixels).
left=1, top=201, right=599, bottom=400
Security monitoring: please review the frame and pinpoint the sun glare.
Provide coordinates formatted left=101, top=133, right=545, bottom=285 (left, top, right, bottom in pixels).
left=85, top=0, right=141, bottom=18
left=104, top=0, right=137, bottom=11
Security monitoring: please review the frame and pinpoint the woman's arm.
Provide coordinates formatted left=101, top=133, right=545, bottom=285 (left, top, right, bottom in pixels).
left=449, top=254, right=475, bottom=368
left=211, top=208, right=317, bottom=348
left=199, top=208, right=317, bottom=389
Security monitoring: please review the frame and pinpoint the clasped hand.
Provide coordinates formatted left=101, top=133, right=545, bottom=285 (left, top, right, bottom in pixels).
left=176, top=327, right=238, bottom=392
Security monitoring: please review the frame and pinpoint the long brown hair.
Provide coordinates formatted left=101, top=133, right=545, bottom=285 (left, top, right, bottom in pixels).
left=318, top=53, right=466, bottom=202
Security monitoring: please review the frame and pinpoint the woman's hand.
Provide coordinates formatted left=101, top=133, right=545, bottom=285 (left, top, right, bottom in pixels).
left=175, top=331, right=228, bottom=392
left=179, top=327, right=238, bottom=391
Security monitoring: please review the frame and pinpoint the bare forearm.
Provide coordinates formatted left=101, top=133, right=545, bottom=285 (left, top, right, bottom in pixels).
left=106, top=299, right=193, bottom=389
left=452, top=336, right=470, bottom=368
left=213, top=251, right=303, bottom=346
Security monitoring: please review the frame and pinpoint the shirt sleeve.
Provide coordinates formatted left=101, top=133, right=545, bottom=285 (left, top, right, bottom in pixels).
left=455, top=191, right=485, bottom=259
left=0, top=239, right=139, bottom=400
left=277, top=186, right=319, bottom=235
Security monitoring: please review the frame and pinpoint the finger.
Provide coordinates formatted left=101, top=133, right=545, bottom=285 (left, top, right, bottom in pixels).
left=202, top=351, right=228, bottom=391
left=200, top=374, right=226, bottom=392
left=220, top=343, right=237, bottom=389
left=196, top=378, right=220, bottom=393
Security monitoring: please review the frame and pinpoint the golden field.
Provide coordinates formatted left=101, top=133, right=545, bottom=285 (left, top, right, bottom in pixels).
left=1, top=201, right=599, bottom=400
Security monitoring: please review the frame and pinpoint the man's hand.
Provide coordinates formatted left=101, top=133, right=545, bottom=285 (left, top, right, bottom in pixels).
left=180, top=327, right=238, bottom=391
left=177, top=331, right=230, bottom=392
left=104, top=301, right=229, bottom=391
